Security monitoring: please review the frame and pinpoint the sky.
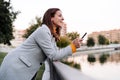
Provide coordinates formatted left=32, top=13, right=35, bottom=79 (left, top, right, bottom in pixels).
left=10, top=0, right=120, bottom=36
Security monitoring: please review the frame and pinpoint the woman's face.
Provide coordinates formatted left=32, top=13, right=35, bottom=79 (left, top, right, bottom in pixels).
left=51, top=10, right=64, bottom=27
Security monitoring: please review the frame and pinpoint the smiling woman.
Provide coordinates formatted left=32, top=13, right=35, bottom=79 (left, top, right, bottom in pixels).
left=0, top=8, right=82, bottom=80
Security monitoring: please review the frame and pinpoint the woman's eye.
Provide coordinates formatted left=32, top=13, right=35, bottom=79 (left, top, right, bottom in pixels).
left=59, top=14, right=62, bottom=17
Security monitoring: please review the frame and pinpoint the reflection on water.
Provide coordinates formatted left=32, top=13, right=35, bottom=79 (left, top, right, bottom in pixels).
left=67, top=50, right=120, bottom=80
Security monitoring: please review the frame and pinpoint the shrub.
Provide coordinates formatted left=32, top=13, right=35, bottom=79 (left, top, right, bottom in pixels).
left=57, top=36, right=71, bottom=48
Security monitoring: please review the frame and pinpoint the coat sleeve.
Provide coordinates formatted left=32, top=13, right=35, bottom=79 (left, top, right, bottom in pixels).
left=34, top=27, right=72, bottom=60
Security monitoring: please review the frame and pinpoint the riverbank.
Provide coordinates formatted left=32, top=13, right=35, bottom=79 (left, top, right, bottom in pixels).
left=1, top=44, right=120, bottom=54
left=74, top=44, right=120, bottom=56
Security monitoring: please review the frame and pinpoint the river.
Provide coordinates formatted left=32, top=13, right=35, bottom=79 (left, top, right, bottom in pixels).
left=67, top=50, right=120, bottom=80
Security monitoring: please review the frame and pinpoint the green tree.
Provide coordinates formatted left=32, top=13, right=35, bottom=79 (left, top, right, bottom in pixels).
left=98, top=35, right=106, bottom=45
left=23, top=17, right=42, bottom=38
left=87, top=37, right=95, bottom=47
left=105, top=38, right=109, bottom=45
left=0, top=0, right=19, bottom=45
left=66, top=32, right=79, bottom=40
left=98, top=35, right=110, bottom=45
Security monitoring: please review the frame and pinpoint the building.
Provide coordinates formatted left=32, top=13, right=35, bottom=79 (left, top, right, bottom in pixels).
left=88, top=29, right=120, bottom=44
left=11, top=29, right=26, bottom=47
left=60, top=23, right=67, bottom=36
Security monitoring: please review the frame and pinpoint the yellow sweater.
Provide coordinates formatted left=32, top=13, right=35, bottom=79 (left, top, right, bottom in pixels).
left=70, top=43, right=76, bottom=53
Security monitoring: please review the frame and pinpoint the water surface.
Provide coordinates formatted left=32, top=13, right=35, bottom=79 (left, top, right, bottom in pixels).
left=67, top=50, right=120, bottom=80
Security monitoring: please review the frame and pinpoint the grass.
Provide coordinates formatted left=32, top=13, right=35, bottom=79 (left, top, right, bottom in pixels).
left=35, top=64, right=45, bottom=80
left=0, top=52, right=7, bottom=64
left=61, top=60, right=81, bottom=69
left=0, top=52, right=45, bottom=80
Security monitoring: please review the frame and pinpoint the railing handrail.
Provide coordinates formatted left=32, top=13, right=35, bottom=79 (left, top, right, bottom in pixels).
left=52, top=61, right=96, bottom=80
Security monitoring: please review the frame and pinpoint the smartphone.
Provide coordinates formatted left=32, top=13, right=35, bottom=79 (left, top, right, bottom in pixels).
left=81, top=32, right=87, bottom=39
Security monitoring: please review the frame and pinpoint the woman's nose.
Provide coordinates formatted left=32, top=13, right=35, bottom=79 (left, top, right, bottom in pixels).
left=62, top=17, right=64, bottom=20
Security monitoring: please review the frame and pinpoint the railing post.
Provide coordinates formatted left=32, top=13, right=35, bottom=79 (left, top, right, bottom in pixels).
left=48, top=59, right=62, bottom=80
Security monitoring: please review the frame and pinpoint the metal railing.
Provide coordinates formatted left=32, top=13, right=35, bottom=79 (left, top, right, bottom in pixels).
left=50, top=61, right=96, bottom=80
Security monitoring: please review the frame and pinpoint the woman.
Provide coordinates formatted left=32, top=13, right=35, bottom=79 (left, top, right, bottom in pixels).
left=0, top=8, right=82, bottom=80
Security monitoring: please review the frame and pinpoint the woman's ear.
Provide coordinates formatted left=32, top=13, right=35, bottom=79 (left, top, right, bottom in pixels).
left=51, top=18, right=54, bottom=22
left=51, top=18, right=53, bottom=22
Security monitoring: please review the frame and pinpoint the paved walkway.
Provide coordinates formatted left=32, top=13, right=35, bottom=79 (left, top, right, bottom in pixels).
left=0, top=46, right=14, bottom=53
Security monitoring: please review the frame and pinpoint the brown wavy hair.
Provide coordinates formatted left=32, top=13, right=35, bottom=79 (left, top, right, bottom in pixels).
left=41, top=8, right=61, bottom=41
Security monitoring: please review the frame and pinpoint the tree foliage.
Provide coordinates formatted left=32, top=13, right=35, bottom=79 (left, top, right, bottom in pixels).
left=23, top=17, right=42, bottom=38
left=98, top=35, right=105, bottom=45
left=87, top=37, right=95, bottom=47
left=0, top=0, right=19, bottom=45
left=66, top=32, right=79, bottom=41
left=57, top=36, right=71, bottom=48
left=98, top=35, right=109, bottom=45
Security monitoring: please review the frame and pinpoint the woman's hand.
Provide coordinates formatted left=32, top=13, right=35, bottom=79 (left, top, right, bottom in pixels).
left=72, top=38, right=83, bottom=48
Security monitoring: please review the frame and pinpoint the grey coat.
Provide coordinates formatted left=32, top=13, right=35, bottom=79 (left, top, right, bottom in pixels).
left=0, top=24, right=72, bottom=80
